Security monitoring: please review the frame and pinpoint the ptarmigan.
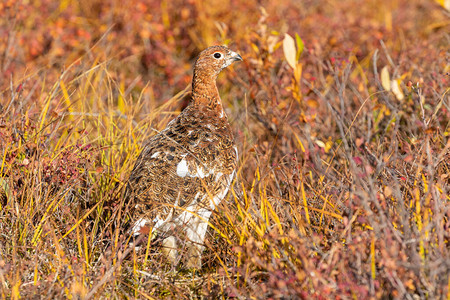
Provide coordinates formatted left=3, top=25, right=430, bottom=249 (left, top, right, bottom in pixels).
left=125, top=45, right=242, bottom=269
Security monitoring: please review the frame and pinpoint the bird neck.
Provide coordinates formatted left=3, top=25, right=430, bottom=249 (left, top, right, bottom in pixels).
left=191, top=69, right=223, bottom=111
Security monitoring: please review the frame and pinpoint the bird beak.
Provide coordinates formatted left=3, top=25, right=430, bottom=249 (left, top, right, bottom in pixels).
left=230, top=51, right=243, bottom=62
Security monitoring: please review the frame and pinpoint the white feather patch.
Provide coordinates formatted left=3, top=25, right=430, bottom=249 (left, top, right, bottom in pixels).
left=195, top=167, right=207, bottom=178
left=176, top=158, right=215, bottom=179
left=176, top=159, right=189, bottom=177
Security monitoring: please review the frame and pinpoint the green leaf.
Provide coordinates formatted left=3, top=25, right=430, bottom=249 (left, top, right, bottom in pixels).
left=295, top=33, right=304, bottom=60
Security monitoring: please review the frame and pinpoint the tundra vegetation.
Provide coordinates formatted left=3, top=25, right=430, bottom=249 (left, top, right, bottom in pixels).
left=0, top=0, right=449, bottom=298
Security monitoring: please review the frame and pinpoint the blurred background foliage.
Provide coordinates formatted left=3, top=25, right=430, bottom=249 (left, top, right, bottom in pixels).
left=0, top=0, right=449, bottom=298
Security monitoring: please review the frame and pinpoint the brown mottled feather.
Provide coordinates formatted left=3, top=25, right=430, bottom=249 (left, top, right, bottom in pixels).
left=125, top=46, right=242, bottom=268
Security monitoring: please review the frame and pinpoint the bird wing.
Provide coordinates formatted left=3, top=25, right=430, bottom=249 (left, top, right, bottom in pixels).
left=126, top=106, right=237, bottom=224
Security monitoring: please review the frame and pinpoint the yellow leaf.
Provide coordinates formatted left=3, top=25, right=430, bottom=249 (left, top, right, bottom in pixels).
left=315, top=140, right=325, bottom=148
left=251, top=43, right=259, bottom=54
left=324, top=139, right=333, bottom=153
left=306, top=99, right=319, bottom=108
left=283, top=33, right=297, bottom=69
left=380, top=66, right=391, bottom=91
left=294, top=62, right=302, bottom=83
left=391, top=79, right=404, bottom=101
left=436, top=0, right=450, bottom=11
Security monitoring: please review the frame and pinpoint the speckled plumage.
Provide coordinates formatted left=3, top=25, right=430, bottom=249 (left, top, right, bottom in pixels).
left=125, top=46, right=242, bottom=268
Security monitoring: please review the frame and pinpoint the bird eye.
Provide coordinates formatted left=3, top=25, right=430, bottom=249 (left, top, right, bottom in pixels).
left=213, top=52, right=222, bottom=59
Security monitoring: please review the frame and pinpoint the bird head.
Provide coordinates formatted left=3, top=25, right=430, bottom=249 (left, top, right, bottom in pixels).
left=194, top=45, right=243, bottom=77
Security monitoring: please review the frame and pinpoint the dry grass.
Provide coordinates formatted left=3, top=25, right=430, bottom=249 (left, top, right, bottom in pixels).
left=0, top=0, right=449, bottom=298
